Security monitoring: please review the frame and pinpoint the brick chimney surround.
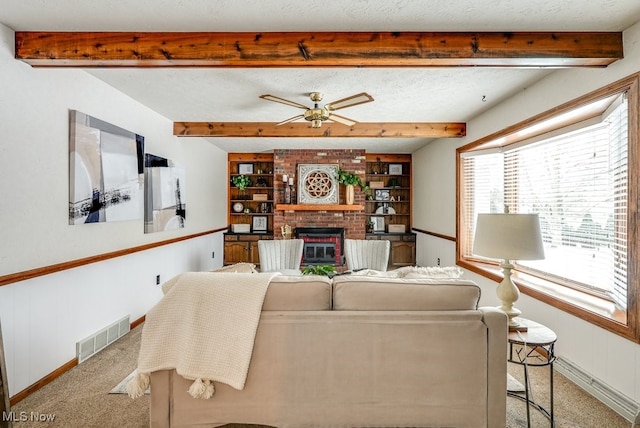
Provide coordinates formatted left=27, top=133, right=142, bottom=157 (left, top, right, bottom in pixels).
left=273, top=149, right=367, bottom=241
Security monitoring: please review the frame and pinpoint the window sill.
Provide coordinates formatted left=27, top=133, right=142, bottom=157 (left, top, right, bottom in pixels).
left=459, top=259, right=637, bottom=343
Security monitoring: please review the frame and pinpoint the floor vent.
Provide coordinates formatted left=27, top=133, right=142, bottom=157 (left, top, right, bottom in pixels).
left=76, top=315, right=130, bottom=364
left=555, top=356, right=640, bottom=423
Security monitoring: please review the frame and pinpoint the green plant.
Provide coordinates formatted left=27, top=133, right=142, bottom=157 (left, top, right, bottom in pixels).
left=336, top=169, right=369, bottom=192
left=366, top=220, right=374, bottom=232
left=231, top=174, right=252, bottom=190
left=301, top=265, right=337, bottom=276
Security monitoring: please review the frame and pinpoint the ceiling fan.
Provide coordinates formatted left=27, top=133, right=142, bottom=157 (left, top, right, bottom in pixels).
left=259, top=91, right=374, bottom=128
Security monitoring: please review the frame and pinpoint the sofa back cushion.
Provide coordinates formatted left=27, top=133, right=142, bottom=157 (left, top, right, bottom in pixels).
left=332, top=276, right=480, bottom=310
left=263, top=275, right=332, bottom=311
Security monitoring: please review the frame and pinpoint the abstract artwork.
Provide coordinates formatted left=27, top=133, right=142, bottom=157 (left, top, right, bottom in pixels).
left=69, top=110, right=145, bottom=224
left=144, top=154, right=186, bottom=233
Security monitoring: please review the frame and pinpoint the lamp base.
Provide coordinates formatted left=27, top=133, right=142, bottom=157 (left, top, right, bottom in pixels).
left=497, top=305, right=529, bottom=331
left=496, top=260, right=529, bottom=332
left=508, top=318, right=528, bottom=332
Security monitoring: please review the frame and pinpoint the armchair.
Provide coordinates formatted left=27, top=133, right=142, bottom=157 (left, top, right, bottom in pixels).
left=258, top=239, right=304, bottom=274
left=344, top=239, right=390, bottom=271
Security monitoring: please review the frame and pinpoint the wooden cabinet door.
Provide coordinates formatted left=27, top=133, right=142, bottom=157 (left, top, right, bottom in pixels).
left=224, top=241, right=249, bottom=265
left=390, top=241, right=416, bottom=268
left=248, top=241, right=261, bottom=266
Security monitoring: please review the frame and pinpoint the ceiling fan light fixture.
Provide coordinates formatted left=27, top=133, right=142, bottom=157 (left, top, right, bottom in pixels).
left=261, top=91, right=373, bottom=128
left=304, top=107, right=330, bottom=124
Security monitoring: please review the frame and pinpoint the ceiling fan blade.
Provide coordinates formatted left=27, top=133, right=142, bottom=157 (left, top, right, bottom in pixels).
left=327, top=113, right=357, bottom=127
left=260, top=94, right=309, bottom=110
left=276, top=114, right=304, bottom=126
left=325, top=92, right=374, bottom=111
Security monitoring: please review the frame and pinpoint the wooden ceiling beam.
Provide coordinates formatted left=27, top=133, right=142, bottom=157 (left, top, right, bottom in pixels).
left=173, top=122, right=466, bottom=138
left=15, top=31, right=622, bottom=68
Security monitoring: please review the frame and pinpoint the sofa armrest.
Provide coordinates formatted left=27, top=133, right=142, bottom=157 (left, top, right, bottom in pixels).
left=479, top=306, right=508, bottom=428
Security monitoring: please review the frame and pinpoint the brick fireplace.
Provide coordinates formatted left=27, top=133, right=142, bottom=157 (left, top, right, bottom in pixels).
left=295, top=227, right=344, bottom=266
left=273, top=149, right=367, bottom=249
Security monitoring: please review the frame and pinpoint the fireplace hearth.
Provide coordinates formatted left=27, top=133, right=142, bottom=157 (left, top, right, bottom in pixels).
left=295, top=227, right=345, bottom=266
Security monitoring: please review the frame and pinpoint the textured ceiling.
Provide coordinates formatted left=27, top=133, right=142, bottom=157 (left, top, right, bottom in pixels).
left=3, top=0, right=640, bottom=153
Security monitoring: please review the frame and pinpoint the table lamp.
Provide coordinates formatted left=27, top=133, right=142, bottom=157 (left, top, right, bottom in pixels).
left=473, top=213, right=545, bottom=331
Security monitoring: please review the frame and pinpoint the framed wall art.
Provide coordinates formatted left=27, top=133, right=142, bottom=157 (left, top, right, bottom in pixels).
left=69, top=110, right=145, bottom=225
left=238, top=163, right=254, bottom=174
left=297, top=164, right=339, bottom=204
left=372, top=216, right=386, bottom=233
left=252, top=215, right=268, bottom=232
left=144, top=153, right=187, bottom=233
left=388, top=163, right=403, bottom=175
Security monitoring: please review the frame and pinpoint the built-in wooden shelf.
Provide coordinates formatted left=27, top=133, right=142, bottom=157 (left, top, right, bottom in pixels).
left=275, top=204, right=364, bottom=211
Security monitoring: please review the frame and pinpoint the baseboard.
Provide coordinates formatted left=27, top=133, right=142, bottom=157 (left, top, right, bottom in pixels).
left=9, top=315, right=145, bottom=406
left=131, top=315, right=145, bottom=329
left=9, top=358, right=77, bottom=406
left=555, top=356, right=640, bottom=424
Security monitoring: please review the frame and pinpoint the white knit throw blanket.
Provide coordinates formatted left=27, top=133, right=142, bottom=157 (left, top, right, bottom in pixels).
left=127, top=271, right=279, bottom=399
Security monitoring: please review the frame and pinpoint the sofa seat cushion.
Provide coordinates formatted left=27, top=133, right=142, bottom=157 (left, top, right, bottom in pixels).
left=332, top=276, right=480, bottom=311
left=262, top=275, right=332, bottom=311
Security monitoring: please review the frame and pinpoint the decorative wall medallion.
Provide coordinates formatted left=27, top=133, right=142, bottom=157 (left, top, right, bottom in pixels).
left=297, top=164, right=339, bottom=204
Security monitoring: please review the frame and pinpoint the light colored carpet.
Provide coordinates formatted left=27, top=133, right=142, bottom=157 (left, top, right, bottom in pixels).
left=10, top=323, right=631, bottom=428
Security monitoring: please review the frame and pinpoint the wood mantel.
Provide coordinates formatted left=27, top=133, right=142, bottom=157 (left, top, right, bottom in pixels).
left=275, top=204, right=364, bottom=211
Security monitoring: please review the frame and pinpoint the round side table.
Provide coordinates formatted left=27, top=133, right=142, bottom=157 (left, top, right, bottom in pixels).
left=507, top=318, right=557, bottom=428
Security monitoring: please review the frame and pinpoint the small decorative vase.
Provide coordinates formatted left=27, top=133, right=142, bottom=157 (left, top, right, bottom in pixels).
left=345, top=184, right=355, bottom=205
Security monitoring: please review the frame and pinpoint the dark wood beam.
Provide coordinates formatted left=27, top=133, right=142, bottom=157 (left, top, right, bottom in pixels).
left=15, top=32, right=622, bottom=68
left=173, top=122, right=466, bottom=138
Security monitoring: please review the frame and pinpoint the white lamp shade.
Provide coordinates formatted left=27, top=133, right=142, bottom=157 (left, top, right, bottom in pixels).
left=473, top=213, right=545, bottom=261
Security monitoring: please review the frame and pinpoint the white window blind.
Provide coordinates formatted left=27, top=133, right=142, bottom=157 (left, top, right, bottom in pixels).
left=463, top=95, right=628, bottom=308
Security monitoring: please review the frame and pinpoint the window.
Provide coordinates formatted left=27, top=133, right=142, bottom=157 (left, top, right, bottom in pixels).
left=457, top=75, right=639, bottom=341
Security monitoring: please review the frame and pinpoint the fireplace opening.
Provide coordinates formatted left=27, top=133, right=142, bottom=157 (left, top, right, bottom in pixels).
left=295, top=227, right=344, bottom=266
left=304, top=243, right=336, bottom=264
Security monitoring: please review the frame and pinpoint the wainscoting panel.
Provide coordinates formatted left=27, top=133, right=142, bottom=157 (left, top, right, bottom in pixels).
left=415, top=231, right=456, bottom=267
left=0, top=232, right=223, bottom=398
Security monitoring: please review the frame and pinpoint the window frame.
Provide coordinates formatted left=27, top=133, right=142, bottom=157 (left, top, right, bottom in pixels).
left=456, top=74, right=639, bottom=343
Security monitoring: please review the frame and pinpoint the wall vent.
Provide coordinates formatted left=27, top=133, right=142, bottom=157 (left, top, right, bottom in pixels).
left=76, top=315, right=130, bottom=364
left=555, top=357, right=640, bottom=423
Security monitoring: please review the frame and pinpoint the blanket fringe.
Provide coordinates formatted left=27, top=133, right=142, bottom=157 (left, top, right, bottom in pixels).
left=188, top=378, right=215, bottom=399
left=126, top=371, right=150, bottom=399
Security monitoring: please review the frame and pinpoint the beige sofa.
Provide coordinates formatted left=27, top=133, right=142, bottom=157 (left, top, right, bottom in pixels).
left=149, top=274, right=508, bottom=428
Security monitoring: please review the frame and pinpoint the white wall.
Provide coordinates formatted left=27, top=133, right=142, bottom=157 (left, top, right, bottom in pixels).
left=0, top=234, right=224, bottom=396
left=414, top=20, right=640, bottom=405
left=0, top=24, right=228, bottom=396
left=0, top=24, right=228, bottom=275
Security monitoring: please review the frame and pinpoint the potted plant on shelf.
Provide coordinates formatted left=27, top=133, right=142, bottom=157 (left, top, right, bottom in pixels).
left=336, top=169, right=369, bottom=205
left=366, top=219, right=374, bottom=233
left=231, top=175, right=252, bottom=200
